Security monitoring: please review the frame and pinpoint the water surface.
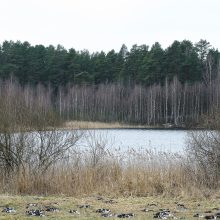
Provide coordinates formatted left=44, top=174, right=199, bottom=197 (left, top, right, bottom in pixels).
left=82, top=129, right=190, bottom=153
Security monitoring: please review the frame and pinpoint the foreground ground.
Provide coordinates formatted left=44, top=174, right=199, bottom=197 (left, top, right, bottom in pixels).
left=0, top=195, right=220, bottom=219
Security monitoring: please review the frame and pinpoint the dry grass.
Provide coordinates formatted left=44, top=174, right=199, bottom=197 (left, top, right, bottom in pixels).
left=0, top=194, right=220, bottom=219
left=0, top=138, right=219, bottom=220
left=0, top=147, right=214, bottom=198
left=63, top=121, right=154, bottom=129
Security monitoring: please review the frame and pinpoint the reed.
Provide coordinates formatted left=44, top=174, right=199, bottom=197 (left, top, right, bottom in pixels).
left=0, top=145, right=214, bottom=197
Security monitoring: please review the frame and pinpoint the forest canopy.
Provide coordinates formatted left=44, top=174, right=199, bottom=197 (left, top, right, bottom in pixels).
left=0, top=39, right=219, bottom=87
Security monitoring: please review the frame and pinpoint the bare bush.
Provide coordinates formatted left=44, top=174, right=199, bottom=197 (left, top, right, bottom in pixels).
left=186, top=110, right=220, bottom=188
left=0, top=78, right=83, bottom=184
left=29, top=129, right=82, bottom=174
left=83, top=131, right=111, bottom=168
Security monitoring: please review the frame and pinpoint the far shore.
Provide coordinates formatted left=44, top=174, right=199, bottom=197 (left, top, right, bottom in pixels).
left=63, top=121, right=146, bottom=129
left=62, top=120, right=204, bottom=130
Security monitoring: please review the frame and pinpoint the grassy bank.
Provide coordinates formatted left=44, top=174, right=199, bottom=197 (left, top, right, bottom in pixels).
left=1, top=195, right=220, bottom=219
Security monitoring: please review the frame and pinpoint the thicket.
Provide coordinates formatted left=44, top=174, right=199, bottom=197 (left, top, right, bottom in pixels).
left=0, top=79, right=82, bottom=192
left=57, top=77, right=220, bottom=126
left=187, top=109, right=220, bottom=188
left=0, top=77, right=220, bottom=126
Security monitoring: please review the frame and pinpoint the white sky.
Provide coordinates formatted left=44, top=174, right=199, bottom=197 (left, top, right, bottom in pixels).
left=0, top=0, right=219, bottom=52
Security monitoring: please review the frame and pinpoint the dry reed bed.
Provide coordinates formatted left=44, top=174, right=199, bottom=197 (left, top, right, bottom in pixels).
left=0, top=147, right=212, bottom=197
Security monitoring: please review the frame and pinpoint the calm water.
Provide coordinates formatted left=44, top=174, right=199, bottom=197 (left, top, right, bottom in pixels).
left=82, top=129, right=190, bottom=153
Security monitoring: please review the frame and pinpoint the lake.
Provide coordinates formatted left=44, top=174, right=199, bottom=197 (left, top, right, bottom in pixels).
left=81, top=129, right=191, bottom=153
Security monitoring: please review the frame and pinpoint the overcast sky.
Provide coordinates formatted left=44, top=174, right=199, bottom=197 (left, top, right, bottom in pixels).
left=0, top=0, right=219, bottom=52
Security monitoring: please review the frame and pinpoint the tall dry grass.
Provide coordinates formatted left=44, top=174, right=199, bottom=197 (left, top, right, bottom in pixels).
left=63, top=121, right=153, bottom=129
left=0, top=138, right=212, bottom=197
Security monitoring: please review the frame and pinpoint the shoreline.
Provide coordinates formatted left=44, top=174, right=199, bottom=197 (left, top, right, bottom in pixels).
left=62, top=120, right=204, bottom=130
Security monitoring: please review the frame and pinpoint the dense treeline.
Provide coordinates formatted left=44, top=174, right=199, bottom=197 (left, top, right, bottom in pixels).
left=0, top=39, right=219, bottom=86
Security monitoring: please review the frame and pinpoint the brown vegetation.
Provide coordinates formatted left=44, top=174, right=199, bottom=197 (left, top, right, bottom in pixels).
left=187, top=109, right=220, bottom=189
left=0, top=145, right=197, bottom=196
left=0, top=141, right=218, bottom=197
left=0, top=126, right=217, bottom=197
left=63, top=121, right=153, bottom=129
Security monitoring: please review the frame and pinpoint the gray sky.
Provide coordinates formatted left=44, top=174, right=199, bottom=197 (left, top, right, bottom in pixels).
left=0, top=0, right=219, bottom=52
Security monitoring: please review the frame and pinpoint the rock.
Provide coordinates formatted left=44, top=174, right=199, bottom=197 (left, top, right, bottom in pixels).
left=142, top=208, right=154, bottom=212
left=44, top=206, right=59, bottom=212
left=159, top=209, right=170, bottom=212
left=104, top=199, right=117, bottom=204
left=79, top=204, right=91, bottom=208
left=101, top=213, right=113, bottom=217
left=2, top=207, right=16, bottom=213
left=193, top=213, right=203, bottom=218
left=26, top=209, right=45, bottom=216
left=204, top=215, right=216, bottom=220
left=69, top=209, right=80, bottom=214
left=96, top=208, right=111, bottom=214
left=26, top=203, right=38, bottom=209
left=177, top=204, right=188, bottom=211
left=215, top=212, right=220, bottom=218
left=193, top=213, right=199, bottom=217
left=117, top=213, right=134, bottom=218
left=154, top=210, right=173, bottom=219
